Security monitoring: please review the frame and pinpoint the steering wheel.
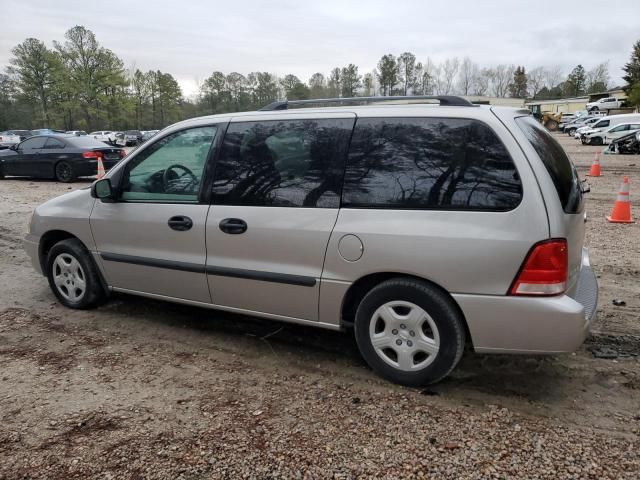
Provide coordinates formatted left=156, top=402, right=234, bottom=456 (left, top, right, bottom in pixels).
left=162, top=164, right=197, bottom=191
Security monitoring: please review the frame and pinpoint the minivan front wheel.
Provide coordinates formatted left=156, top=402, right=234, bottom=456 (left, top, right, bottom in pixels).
left=46, top=238, right=106, bottom=309
left=354, top=278, right=465, bottom=386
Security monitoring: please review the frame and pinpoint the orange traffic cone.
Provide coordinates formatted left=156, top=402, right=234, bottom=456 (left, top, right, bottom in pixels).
left=607, top=176, right=634, bottom=223
left=587, top=153, right=601, bottom=177
left=96, top=156, right=105, bottom=180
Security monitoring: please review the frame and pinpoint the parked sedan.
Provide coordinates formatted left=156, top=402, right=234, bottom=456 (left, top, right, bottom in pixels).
left=602, top=122, right=640, bottom=144
left=90, top=131, right=117, bottom=145
left=0, top=130, right=31, bottom=149
left=140, top=130, right=159, bottom=142
left=30, top=129, right=66, bottom=136
left=0, top=135, right=126, bottom=182
left=115, top=130, right=142, bottom=147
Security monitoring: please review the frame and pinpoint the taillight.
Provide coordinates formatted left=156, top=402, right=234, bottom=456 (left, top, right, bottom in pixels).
left=82, top=151, right=103, bottom=159
left=509, top=239, right=568, bottom=296
left=119, top=149, right=126, bottom=159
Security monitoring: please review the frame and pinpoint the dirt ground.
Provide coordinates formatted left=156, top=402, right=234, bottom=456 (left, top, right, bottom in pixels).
left=0, top=134, right=639, bottom=479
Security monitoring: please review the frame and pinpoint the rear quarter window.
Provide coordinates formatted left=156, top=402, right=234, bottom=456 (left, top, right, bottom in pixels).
left=515, top=116, right=583, bottom=214
left=342, top=117, right=522, bottom=211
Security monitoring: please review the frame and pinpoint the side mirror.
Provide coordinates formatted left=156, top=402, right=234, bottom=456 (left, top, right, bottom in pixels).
left=9, top=144, right=17, bottom=151
left=91, top=178, right=114, bottom=201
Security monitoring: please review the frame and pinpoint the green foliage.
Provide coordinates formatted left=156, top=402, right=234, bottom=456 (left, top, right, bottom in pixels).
left=564, top=65, right=587, bottom=97
left=398, top=52, right=417, bottom=95
left=627, top=82, right=640, bottom=108
left=7, top=38, right=60, bottom=126
left=308, top=72, right=327, bottom=98
left=279, top=74, right=310, bottom=100
left=508, top=66, right=528, bottom=98
left=327, top=68, right=341, bottom=98
left=376, top=54, right=398, bottom=96
left=340, top=64, right=361, bottom=97
left=623, top=40, right=640, bottom=102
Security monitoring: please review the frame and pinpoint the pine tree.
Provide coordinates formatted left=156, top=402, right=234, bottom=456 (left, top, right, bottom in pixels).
left=564, top=65, right=587, bottom=97
left=508, top=66, right=528, bottom=98
left=622, top=40, right=640, bottom=102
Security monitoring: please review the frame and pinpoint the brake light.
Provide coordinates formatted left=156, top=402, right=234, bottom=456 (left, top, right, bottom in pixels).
left=509, top=239, right=568, bottom=296
left=119, top=149, right=126, bottom=159
left=82, top=151, right=103, bottom=159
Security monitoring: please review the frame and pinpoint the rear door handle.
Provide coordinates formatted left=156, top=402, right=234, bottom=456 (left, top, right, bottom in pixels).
left=168, top=215, right=193, bottom=231
left=219, top=218, right=247, bottom=234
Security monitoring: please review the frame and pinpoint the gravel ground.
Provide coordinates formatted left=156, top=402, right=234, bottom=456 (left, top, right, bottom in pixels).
left=0, top=133, right=639, bottom=479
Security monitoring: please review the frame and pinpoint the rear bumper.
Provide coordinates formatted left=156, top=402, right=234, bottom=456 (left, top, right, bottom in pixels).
left=455, top=248, right=598, bottom=354
left=73, top=159, right=120, bottom=177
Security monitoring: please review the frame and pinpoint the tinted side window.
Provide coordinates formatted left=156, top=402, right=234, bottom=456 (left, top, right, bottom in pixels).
left=342, top=117, right=522, bottom=210
left=515, top=116, right=583, bottom=214
left=212, top=118, right=354, bottom=208
left=45, top=138, right=65, bottom=149
left=21, top=137, right=47, bottom=149
left=595, top=120, right=610, bottom=128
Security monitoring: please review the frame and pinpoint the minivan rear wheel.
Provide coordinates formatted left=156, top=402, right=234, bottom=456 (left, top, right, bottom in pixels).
left=354, top=278, right=465, bottom=386
left=46, top=238, right=106, bottom=309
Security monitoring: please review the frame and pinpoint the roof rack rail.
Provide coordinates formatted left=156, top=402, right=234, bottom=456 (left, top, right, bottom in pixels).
left=259, top=95, right=476, bottom=111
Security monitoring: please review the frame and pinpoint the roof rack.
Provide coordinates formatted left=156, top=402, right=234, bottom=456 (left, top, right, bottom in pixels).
left=259, top=95, right=476, bottom=111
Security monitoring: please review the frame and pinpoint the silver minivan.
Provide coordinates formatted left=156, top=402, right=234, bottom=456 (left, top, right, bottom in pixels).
left=23, top=96, right=598, bottom=386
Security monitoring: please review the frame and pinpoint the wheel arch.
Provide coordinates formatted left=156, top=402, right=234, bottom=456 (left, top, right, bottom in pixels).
left=39, top=230, right=109, bottom=296
left=339, top=272, right=473, bottom=347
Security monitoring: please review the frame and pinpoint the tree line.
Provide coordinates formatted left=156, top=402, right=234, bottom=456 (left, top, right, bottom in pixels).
left=1, top=25, right=638, bottom=132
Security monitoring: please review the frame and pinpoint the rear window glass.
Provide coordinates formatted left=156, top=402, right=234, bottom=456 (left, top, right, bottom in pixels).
left=65, top=136, right=112, bottom=148
left=515, top=116, right=583, bottom=214
left=342, top=117, right=522, bottom=210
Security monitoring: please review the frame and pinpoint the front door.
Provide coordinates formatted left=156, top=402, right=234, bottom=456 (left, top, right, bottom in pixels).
left=90, top=124, right=222, bottom=303
left=206, top=113, right=355, bottom=321
left=10, top=136, right=47, bottom=176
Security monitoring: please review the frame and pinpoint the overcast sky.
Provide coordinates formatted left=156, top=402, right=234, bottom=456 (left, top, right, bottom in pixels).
left=1, top=0, right=638, bottom=97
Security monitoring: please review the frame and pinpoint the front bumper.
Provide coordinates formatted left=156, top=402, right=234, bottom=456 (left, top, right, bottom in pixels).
left=455, top=248, right=598, bottom=354
left=24, top=233, right=42, bottom=275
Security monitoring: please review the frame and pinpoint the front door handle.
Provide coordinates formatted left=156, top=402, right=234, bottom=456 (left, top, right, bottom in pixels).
left=219, top=218, right=247, bottom=234
left=168, top=215, right=193, bottom=231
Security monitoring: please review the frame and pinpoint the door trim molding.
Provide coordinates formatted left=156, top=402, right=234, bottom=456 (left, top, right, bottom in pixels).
left=206, top=265, right=317, bottom=287
left=100, top=252, right=317, bottom=287
left=100, top=252, right=205, bottom=273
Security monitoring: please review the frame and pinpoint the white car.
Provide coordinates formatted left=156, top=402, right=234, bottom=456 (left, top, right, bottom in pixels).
left=578, top=113, right=640, bottom=143
left=597, top=123, right=640, bottom=145
left=65, top=130, right=88, bottom=136
left=90, top=131, right=117, bottom=145
left=0, top=130, right=27, bottom=148
left=586, top=97, right=623, bottom=112
left=574, top=119, right=603, bottom=139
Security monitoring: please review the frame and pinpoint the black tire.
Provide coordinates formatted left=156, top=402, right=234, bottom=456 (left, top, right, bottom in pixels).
left=55, top=161, right=75, bottom=182
left=0, top=165, right=4, bottom=179
left=591, top=137, right=603, bottom=146
left=46, top=238, right=107, bottom=309
left=354, top=278, right=465, bottom=387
